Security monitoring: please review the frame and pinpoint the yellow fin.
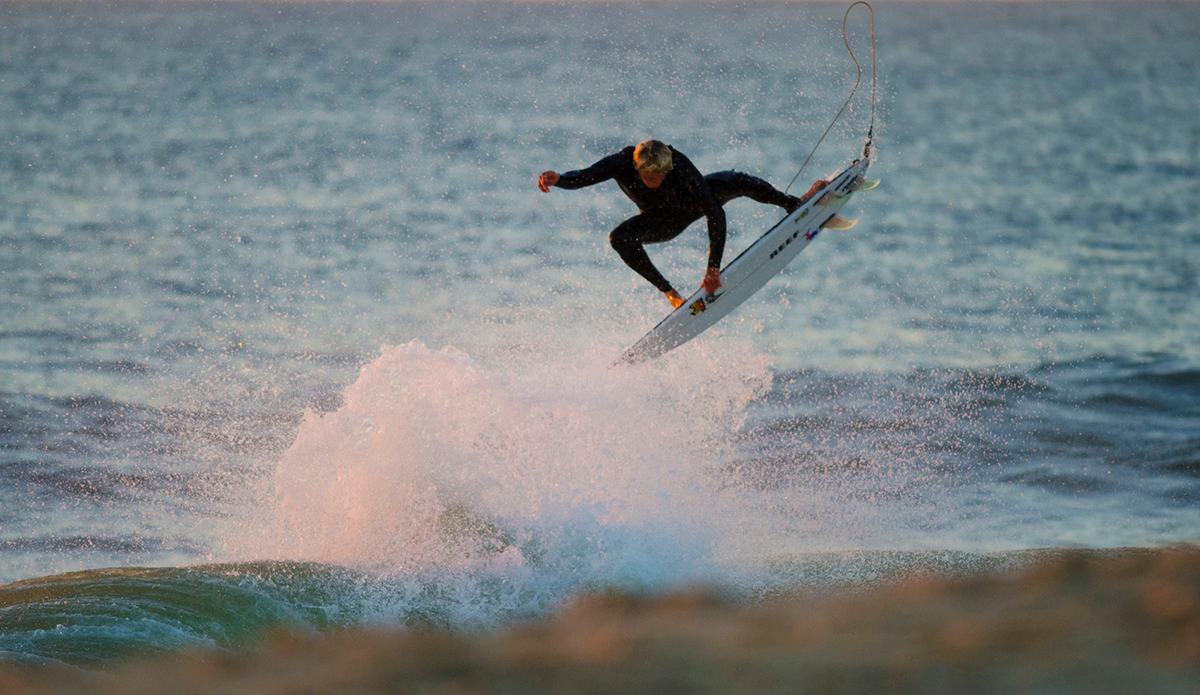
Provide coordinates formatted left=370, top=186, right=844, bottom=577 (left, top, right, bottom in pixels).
left=821, top=214, right=858, bottom=230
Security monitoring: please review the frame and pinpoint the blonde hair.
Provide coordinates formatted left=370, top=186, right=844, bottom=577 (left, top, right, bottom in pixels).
left=633, top=139, right=674, bottom=174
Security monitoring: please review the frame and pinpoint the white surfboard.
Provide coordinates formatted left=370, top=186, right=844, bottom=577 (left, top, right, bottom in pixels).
left=617, top=147, right=873, bottom=365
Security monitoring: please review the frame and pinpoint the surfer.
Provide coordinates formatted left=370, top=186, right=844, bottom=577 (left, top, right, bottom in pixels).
left=538, top=140, right=823, bottom=309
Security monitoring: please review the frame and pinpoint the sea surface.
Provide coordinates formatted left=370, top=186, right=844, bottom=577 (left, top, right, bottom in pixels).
left=2, top=0, right=1199, bottom=669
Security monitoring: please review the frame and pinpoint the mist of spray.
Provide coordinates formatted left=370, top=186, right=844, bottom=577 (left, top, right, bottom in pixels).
left=259, top=340, right=781, bottom=608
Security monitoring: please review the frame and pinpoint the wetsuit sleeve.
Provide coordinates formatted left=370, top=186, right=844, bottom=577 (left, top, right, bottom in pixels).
left=677, top=156, right=727, bottom=268
left=553, top=151, right=626, bottom=190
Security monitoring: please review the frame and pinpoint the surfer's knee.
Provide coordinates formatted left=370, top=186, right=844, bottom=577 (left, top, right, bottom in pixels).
left=609, top=226, right=634, bottom=253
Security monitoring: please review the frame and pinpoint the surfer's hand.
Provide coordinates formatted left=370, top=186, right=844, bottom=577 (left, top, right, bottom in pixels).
left=538, top=171, right=559, bottom=192
left=702, top=267, right=722, bottom=294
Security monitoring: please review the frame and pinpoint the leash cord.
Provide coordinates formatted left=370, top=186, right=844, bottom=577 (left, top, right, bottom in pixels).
left=785, top=1, right=877, bottom=195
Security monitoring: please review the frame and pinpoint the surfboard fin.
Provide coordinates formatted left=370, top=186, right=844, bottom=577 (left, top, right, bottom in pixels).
left=850, top=178, right=880, bottom=191
left=816, top=192, right=850, bottom=207
left=821, top=214, right=858, bottom=230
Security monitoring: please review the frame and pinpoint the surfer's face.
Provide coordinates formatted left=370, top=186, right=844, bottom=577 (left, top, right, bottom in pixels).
left=638, top=169, right=668, bottom=188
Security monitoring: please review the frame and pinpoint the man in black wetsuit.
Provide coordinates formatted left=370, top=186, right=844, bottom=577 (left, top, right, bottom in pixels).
left=538, top=139, right=812, bottom=309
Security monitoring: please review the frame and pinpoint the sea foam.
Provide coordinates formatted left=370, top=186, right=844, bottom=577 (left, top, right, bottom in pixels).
left=264, top=340, right=776, bottom=607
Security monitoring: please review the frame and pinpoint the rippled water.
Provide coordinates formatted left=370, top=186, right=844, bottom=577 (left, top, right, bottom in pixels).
left=1, top=0, right=1198, bottom=668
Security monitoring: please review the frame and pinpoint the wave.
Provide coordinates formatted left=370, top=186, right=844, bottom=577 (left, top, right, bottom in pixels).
left=0, top=562, right=357, bottom=668
left=240, top=340, right=780, bottom=589
left=4, top=345, right=1200, bottom=669
left=0, top=548, right=1068, bottom=671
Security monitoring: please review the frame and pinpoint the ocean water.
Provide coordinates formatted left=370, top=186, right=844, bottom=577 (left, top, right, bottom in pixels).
left=2, top=0, right=1199, bottom=669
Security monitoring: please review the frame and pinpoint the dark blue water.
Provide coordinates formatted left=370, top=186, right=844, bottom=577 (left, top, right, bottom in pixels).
left=2, top=0, right=1198, bottom=669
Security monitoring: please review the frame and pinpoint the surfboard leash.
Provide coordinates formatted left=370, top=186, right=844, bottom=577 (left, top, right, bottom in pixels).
left=785, top=1, right=877, bottom=195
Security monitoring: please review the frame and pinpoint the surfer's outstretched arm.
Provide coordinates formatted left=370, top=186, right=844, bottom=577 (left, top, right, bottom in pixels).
left=540, top=152, right=625, bottom=192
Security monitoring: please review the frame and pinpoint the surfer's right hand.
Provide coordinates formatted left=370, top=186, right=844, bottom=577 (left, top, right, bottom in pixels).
left=538, top=171, right=559, bottom=192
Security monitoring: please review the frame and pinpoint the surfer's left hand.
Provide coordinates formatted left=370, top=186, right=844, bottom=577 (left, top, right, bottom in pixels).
left=701, top=267, right=722, bottom=294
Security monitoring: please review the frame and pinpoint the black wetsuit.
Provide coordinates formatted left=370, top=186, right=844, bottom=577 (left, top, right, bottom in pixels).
left=552, top=145, right=798, bottom=292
